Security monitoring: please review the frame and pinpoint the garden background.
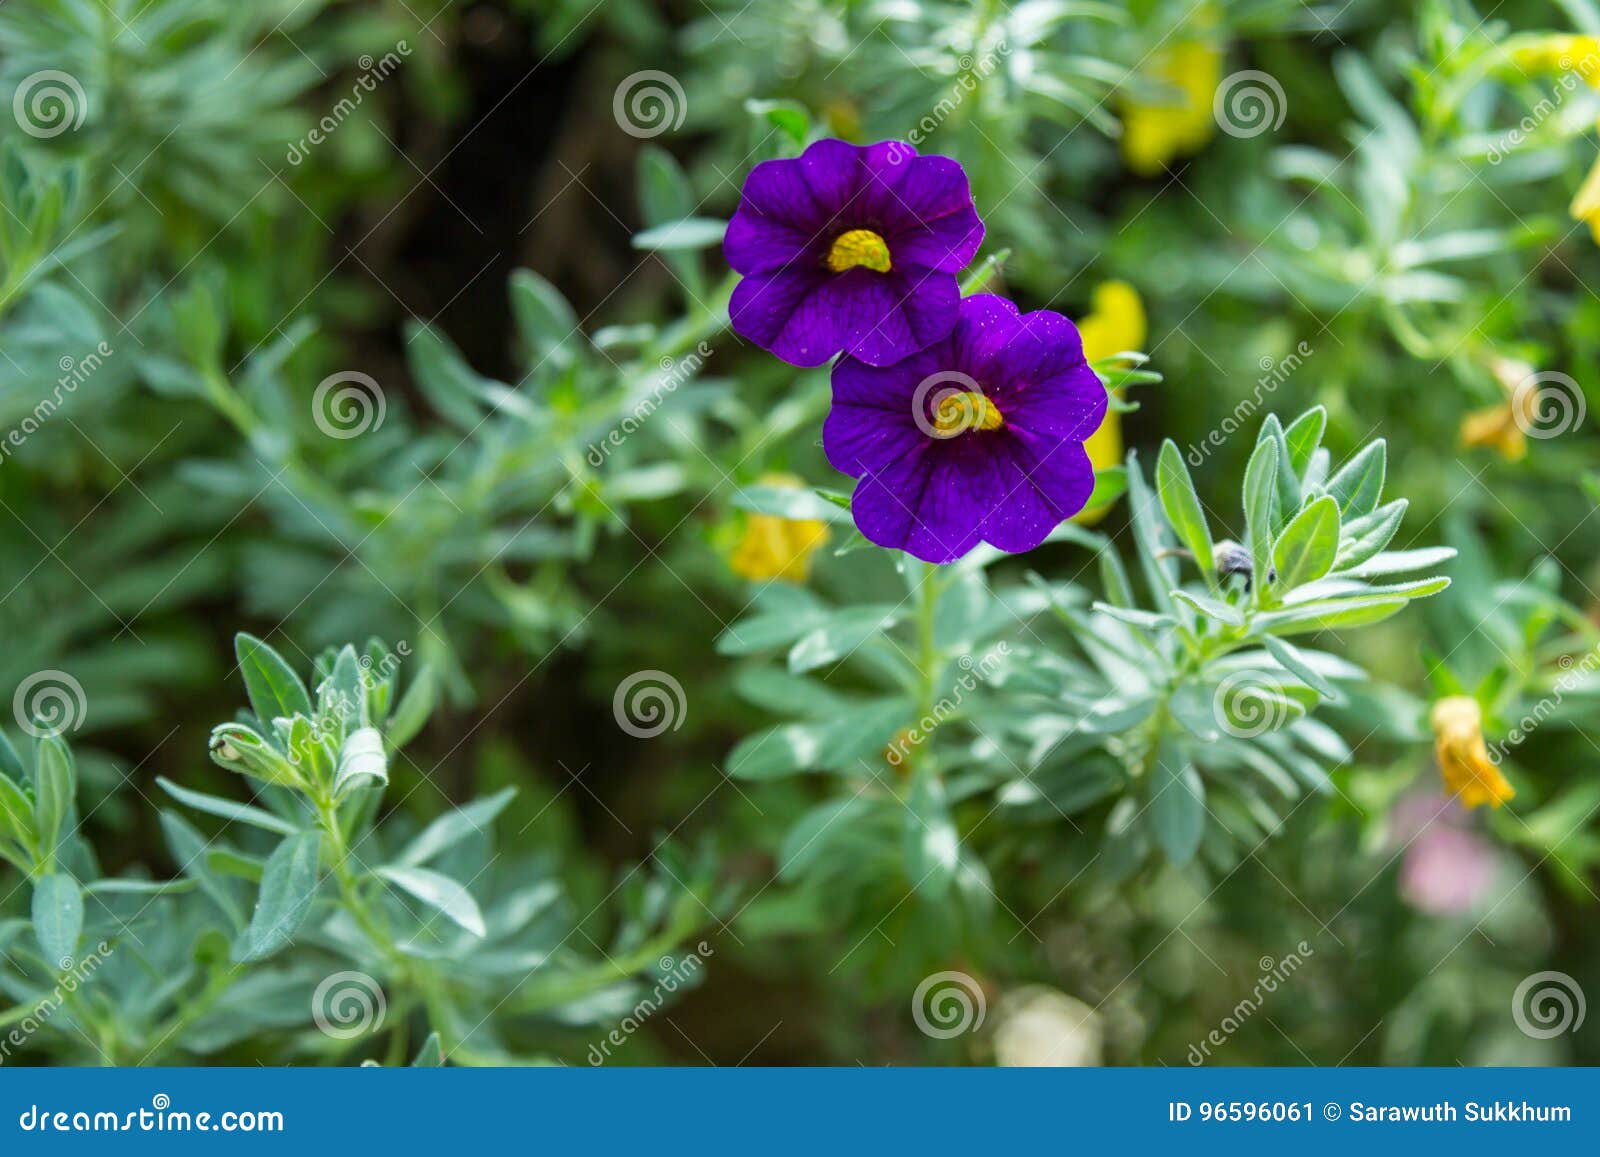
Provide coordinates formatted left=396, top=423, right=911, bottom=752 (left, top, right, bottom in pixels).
left=0, top=0, right=1596, bottom=1067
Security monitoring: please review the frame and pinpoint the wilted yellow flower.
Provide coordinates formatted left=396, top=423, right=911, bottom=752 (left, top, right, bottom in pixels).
left=1571, top=149, right=1600, bottom=244
left=1460, top=403, right=1527, bottom=461
left=1510, top=34, right=1600, bottom=86
left=1430, top=696, right=1515, bottom=810
left=1461, top=355, right=1537, bottom=461
left=1120, top=39, right=1224, bottom=175
left=1073, top=282, right=1147, bottom=526
left=728, top=473, right=830, bottom=582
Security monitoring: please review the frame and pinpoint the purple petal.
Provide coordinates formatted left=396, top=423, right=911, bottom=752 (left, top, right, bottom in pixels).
left=877, top=155, right=985, bottom=270
left=851, top=447, right=983, bottom=564
left=723, top=211, right=817, bottom=275
left=729, top=269, right=838, bottom=368
left=839, top=267, right=962, bottom=367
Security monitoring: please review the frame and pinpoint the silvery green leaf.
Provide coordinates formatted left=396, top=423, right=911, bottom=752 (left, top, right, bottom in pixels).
left=334, top=727, right=388, bottom=798
left=397, top=787, right=516, bottom=867
left=377, top=865, right=487, bottom=937
left=237, top=830, right=322, bottom=962
left=1272, top=495, right=1341, bottom=591
left=1324, top=439, right=1386, bottom=519
left=31, top=873, right=81, bottom=967
left=1156, top=439, right=1213, bottom=575
left=156, top=776, right=299, bottom=836
left=1149, top=737, right=1205, bottom=866
left=1171, top=590, right=1245, bottom=627
left=234, top=633, right=313, bottom=725
left=788, top=607, right=904, bottom=674
left=31, top=736, right=74, bottom=867
left=728, top=699, right=911, bottom=780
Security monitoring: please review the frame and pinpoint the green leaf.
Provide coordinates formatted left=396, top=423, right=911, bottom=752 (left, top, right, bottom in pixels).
left=1155, top=440, right=1214, bottom=575
left=1325, top=440, right=1386, bottom=518
left=1149, top=737, right=1204, bottom=866
left=728, top=699, right=911, bottom=780
left=1272, top=496, right=1341, bottom=592
left=385, top=665, right=437, bottom=751
left=322, top=645, right=366, bottom=729
left=397, top=787, right=516, bottom=867
left=406, top=323, right=486, bottom=429
left=334, top=727, right=388, bottom=798
left=31, top=873, right=82, bottom=967
left=0, top=728, right=26, bottom=781
left=376, top=865, right=487, bottom=937
left=509, top=269, right=580, bottom=370
left=0, top=770, right=34, bottom=849
left=1335, top=499, right=1407, bottom=570
left=238, top=831, right=322, bottom=962
left=1171, top=589, right=1245, bottom=626
left=779, top=796, right=875, bottom=880
left=1083, top=465, right=1128, bottom=511
left=234, top=633, right=313, bottom=725
left=31, top=735, right=74, bottom=867
left=637, top=145, right=694, bottom=224
left=1263, top=636, right=1339, bottom=699
left=156, top=776, right=299, bottom=836
left=631, top=217, right=728, bottom=251
left=1257, top=598, right=1410, bottom=636
left=161, top=811, right=245, bottom=929
left=1282, top=406, right=1326, bottom=473
left=412, top=1032, right=445, bottom=1067
left=787, top=607, right=902, bottom=674
left=1242, top=437, right=1280, bottom=593
left=743, top=98, right=809, bottom=146
left=904, top=773, right=960, bottom=899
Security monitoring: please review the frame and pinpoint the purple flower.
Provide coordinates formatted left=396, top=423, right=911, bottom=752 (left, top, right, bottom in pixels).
left=724, top=139, right=984, bottom=368
left=823, top=294, right=1106, bottom=563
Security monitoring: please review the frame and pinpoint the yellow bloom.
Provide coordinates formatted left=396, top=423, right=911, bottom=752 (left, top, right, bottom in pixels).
left=1460, top=355, right=1536, bottom=461
left=1430, top=697, right=1515, bottom=809
left=1460, top=403, right=1527, bottom=461
left=1120, top=39, right=1224, bottom=175
left=728, top=473, right=830, bottom=582
left=1073, top=282, right=1146, bottom=526
left=1571, top=149, right=1600, bottom=244
left=1510, top=35, right=1600, bottom=87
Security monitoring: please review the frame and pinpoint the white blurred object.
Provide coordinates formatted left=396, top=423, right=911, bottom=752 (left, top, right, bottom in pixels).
left=993, top=986, right=1103, bottom=1067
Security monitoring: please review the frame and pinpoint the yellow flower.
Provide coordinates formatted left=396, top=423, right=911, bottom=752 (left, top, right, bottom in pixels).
left=1571, top=149, right=1600, bottom=244
left=1510, top=35, right=1600, bottom=87
left=1460, top=403, right=1527, bottom=461
left=728, top=473, right=830, bottom=582
left=1073, top=282, right=1146, bottom=526
left=1460, top=355, right=1536, bottom=461
left=1120, top=39, right=1224, bottom=175
left=1430, top=696, right=1515, bottom=810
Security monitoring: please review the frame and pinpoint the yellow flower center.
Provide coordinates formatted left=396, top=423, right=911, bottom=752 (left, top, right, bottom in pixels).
left=825, top=229, right=892, bottom=273
left=931, top=391, right=1004, bottom=438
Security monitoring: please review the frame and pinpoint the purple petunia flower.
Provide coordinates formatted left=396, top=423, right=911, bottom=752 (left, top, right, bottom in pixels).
left=823, top=294, right=1107, bottom=563
left=724, top=139, right=984, bottom=368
